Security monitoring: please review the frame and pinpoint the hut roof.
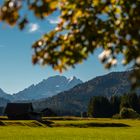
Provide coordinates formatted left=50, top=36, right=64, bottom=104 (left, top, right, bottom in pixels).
left=5, top=103, right=33, bottom=115
left=41, top=108, right=52, bottom=112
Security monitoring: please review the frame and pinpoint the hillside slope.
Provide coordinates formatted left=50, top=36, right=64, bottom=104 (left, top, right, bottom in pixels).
left=0, top=89, right=13, bottom=100
left=0, top=97, right=10, bottom=107
left=33, top=71, right=133, bottom=116
left=13, top=75, right=83, bottom=100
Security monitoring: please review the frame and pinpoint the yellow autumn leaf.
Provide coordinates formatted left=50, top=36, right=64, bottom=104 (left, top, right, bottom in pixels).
left=111, top=0, right=116, bottom=4
left=115, top=7, right=121, bottom=14
left=72, top=9, right=82, bottom=21
left=103, top=6, right=110, bottom=13
left=93, top=0, right=100, bottom=6
left=49, top=1, right=58, bottom=10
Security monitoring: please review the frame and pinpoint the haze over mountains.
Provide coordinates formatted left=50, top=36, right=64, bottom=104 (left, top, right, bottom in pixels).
left=33, top=71, right=133, bottom=115
left=0, top=75, right=83, bottom=101
left=0, top=71, right=137, bottom=116
left=0, top=89, right=13, bottom=100
left=13, top=75, right=83, bottom=101
left=0, top=89, right=11, bottom=107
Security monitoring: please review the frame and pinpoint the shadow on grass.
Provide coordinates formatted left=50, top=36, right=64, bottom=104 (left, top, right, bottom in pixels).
left=0, top=121, right=5, bottom=126
left=0, top=120, right=130, bottom=128
left=39, top=120, right=54, bottom=127
left=54, top=122, right=130, bottom=128
left=0, top=120, right=53, bottom=127
left=0, top=116, right=8, bottom=120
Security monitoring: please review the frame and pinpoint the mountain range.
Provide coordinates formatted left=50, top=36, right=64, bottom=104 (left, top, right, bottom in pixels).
left=0, top=89, right=13, bottom=100
left=33, top=71, right=134, bottom=116
left=0, top=75, right=83, bottom=102
left=0, top=97, right=10, bottom=107
left=0, top=71, right=138, bottom=116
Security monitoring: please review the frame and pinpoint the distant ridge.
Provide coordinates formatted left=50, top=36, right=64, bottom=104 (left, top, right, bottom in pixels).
left=0, top=97, right=10, bottom=107
left=0, top=88, right=13, bottom=100
left=12, top=75, right=83, bottom=101
left=0, top=71, right=136, bottom=114
left=33, top=71, right=134, bottom=116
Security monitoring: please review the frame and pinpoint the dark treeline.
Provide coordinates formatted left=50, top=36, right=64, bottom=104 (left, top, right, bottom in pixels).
left=88, top=93, right=140, bottom=118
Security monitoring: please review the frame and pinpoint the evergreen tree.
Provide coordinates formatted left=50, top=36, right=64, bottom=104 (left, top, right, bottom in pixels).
left=88, top=96, right=112, bottom=118
left=128, top=93, right=139, bottom=113
left=87, top=98, right=94, bottom=117
left=120, top=94, right=131, bottom=109
left=88, top=94, right=140, bottom=118
left=138, top=96, right=140, bottom=114
left=110, top=96, right=121, bottom=115
left=120, top=93, right=140, bottom=113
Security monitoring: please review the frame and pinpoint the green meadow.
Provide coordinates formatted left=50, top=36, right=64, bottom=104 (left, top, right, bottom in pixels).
left=0, top=118, right=140, bottom=140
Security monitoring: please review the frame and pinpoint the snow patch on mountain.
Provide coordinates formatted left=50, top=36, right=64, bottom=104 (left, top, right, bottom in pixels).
left=13, top=75, right=83, bottom=101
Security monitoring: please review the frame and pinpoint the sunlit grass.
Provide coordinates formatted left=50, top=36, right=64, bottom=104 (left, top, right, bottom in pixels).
left=0, top=118, right=140, bottom=140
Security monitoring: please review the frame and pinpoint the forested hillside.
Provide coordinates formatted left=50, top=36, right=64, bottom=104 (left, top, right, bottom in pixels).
left=34, top=71, right=134, bottom=116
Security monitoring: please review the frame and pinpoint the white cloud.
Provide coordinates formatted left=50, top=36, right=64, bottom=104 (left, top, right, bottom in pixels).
left=28, top=23, right=40, bottom=33
left=48, top=17, right=61, bottom=24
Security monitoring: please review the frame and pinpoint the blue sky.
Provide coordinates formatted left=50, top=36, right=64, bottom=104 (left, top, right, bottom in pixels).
left=0, top=11, right=128, bottom=94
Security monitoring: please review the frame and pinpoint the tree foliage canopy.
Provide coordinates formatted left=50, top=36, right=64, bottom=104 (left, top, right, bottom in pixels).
left=88, top=94, right=140, bottom=118
left=0, top=0, right=140, bottom=87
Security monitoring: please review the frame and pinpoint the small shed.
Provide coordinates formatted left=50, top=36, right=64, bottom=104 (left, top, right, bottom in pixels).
left=41, top=108, right=56, bottom=117
left=5, top=103, right=41, bottom=120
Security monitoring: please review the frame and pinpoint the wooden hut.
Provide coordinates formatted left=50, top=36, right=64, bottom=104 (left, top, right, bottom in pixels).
left=41, top=108, right=56, bottom=117
left=5, top=103, right=41, bottom=120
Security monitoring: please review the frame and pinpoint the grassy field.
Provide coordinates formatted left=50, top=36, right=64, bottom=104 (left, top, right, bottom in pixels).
left=0, top=118, right=140, bottom=140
